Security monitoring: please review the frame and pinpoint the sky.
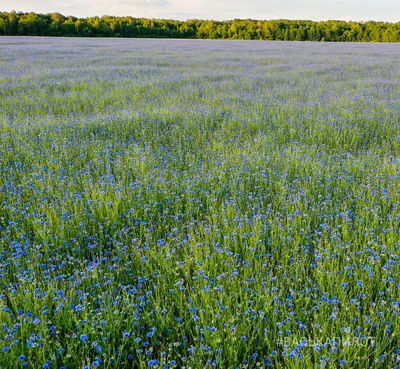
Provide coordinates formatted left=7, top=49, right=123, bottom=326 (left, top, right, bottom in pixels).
left=2, top=0, right=399, bottom=22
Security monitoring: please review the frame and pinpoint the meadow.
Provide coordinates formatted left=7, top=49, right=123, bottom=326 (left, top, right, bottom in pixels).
left=0, top=37, right=399, bottom=369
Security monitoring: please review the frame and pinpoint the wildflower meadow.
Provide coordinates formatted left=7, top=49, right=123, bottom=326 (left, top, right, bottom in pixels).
left=0, top=37, right=399, bottom=368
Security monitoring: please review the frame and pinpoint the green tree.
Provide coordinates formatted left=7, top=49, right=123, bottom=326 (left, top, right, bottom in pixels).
left=0, top=11, right=399, bottom=42
left=18, top=12, right=48, bottom=35
left=0, top=12, right=9, bottom=35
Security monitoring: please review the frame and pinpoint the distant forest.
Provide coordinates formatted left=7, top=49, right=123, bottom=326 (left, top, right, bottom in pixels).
left=0, top=11, right=399, bottom=42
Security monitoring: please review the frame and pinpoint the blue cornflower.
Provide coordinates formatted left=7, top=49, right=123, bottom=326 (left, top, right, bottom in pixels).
left=80, top=334, right=89, bottom=342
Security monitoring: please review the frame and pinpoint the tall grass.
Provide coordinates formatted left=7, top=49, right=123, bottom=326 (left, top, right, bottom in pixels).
left=0, top=37, right=399, bottom=369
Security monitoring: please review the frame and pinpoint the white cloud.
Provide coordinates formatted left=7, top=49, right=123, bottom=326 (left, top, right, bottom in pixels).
left=2, top=0, right=399, bottom=21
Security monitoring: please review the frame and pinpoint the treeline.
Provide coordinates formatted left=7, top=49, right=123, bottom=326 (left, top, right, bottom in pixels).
left=0, top=11, right=399, bottom=42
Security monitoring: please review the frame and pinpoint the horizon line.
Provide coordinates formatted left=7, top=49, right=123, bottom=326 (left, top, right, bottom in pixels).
left=1, top=9, right=399, bottom=24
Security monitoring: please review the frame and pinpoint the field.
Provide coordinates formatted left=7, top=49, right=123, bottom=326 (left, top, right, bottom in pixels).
left=0, top=37, right=399, bottom=369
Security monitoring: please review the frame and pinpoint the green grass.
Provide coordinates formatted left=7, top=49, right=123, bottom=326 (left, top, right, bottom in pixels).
left=0, top=38, right=399, bottom=369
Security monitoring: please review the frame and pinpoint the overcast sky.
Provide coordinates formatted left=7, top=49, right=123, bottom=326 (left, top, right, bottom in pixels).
left=2, top=0, right=399, bottom=22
